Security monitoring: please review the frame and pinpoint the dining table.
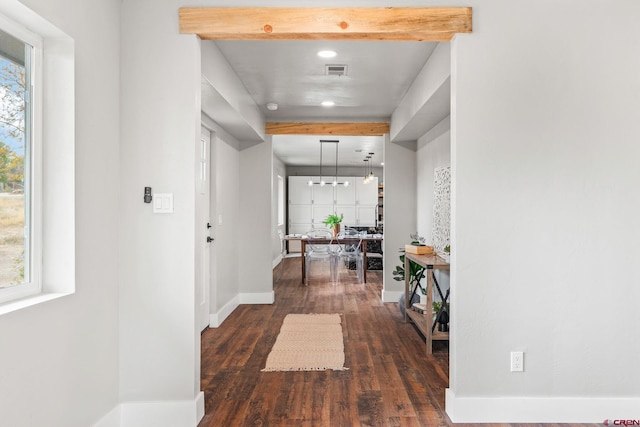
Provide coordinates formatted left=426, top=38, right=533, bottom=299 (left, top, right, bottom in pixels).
left=284, top=234, right=383, bottom=284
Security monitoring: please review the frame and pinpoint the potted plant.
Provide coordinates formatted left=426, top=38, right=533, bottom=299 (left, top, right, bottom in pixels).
left=323, top=213, right=343, bottom=238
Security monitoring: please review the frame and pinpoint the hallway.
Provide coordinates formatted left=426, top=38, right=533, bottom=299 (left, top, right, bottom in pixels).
left=199, top=258, right=449, bottom=426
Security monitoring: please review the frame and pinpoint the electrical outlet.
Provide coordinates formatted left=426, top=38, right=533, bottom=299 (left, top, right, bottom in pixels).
left=511, top=351, right=524, bottom=372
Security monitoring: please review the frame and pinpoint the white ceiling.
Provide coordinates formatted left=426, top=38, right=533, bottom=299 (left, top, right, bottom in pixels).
left=214, top=40, right=437, bottom=122
left=272, top=135, right=384, bottom=168
left=204, top=40, right=441, bottom=166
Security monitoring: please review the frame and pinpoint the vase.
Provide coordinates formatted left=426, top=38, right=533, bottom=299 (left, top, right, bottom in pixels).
left=332, top=223, right=340, bottom=238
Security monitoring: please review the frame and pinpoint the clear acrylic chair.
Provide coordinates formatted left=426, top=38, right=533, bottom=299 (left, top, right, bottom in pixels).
left=304, top=229, right=337, bottom=285
left=335, top=227, right=364, bottom=283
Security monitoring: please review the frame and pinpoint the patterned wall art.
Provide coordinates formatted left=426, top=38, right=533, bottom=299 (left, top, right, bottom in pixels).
left=432, top=166, right=451, bottom=257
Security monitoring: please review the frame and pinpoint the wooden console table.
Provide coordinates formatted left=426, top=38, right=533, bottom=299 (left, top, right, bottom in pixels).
left=404, top=252, right=450, bottom=354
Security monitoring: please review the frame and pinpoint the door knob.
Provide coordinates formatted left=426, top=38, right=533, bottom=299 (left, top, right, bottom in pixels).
left=206, top=236, right=214, bottom=243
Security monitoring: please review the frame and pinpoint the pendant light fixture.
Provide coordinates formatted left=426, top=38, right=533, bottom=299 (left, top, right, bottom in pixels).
left=362, top=152, right=376, bottom=184
left=367, top=152, right=375, bottom=183
left=309, top=140, right=348, bottom=186
left=332, top=141, right=349, bottom=187
left=363, top=157, right=370, bottom=184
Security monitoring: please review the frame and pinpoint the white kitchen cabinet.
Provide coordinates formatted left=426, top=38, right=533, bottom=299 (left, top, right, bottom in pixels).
left=288, top=204, right=312, bottom=224
left=356, top=205, right=377, bottom=226
left=312, top=204, right=335, bottom=226
left=356, top=177, right=378, bottom=204
left=288, top=176, right=312, bottom=205
left=335, top=178, right=356, bottom=204
left=312, top=184, right=334, bottom=205
left=336, top=205, right=356, bottom=226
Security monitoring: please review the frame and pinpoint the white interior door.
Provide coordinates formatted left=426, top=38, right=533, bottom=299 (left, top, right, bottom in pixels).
left=196, top=128, right=212, bottom=331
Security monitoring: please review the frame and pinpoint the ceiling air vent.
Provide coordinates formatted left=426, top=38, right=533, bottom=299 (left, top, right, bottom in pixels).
left=325, top=64, right=348, bottom=77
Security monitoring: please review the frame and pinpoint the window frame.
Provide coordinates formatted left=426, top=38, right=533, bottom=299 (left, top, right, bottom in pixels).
left=0, top=13, right=43, bottom=304
left=0, top=1, right=74, bottom=315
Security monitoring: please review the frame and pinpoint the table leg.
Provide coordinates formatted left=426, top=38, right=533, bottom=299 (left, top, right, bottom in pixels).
left=426, top=266, right=434, bottom=355
left=362, top=240, right=368, bottom=283
left=301, top=239, right=306, bottom=284
left=404, top=256, right=410, bottom=322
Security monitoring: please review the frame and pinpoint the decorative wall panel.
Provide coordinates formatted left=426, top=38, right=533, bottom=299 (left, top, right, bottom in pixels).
left=432, top=166, right=451, bottom=254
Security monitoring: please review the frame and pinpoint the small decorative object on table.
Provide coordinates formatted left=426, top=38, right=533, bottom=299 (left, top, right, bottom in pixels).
left=405, top=232, right=434, bottom=254
left=323, top=213, right=343, bottom=238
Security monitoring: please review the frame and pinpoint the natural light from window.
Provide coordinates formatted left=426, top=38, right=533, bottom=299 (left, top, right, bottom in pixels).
left=0, top=27, right=32, bottom=291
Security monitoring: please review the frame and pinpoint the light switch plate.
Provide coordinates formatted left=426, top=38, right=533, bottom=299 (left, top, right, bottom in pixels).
left=153, top=193, right=174, bottom=213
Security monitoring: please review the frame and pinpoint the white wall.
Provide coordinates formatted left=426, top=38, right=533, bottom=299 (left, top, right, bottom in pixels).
left=448, top=0, right=640, bottom=422
left=238, top=139, right=274, bottom=303
left=212, top=131, right=241, bottom=313
left=382, top=136, right=417, bottom=302
left=119, top=0, right=202, bottom=424
left=0, top=0, right=120, bottom=426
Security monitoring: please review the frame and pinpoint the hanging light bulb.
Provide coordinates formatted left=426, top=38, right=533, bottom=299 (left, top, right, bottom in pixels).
left=363, top=159, right=369, bottom=183
left=367, top=153, right=376, bottom=183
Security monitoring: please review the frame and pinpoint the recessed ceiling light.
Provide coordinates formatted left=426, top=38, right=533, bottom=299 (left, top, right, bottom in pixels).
left=317, top=50, right=337, bottom=58
left=321, top=101, right=335, bottom=107
left=380, top=162, right=384, bottom=166
left=266, top=102, right=278, bottom=111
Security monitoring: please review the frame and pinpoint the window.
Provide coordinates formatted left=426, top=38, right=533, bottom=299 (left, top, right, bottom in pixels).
left=277, top=175, right=284, bottom=226
left=0, top=4, right=75, bottom=312
left=0, top=19, right=41, bottom=302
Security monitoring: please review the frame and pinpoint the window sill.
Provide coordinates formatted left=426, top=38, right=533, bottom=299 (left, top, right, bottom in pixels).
left=0, top=292, right=73, bottom=316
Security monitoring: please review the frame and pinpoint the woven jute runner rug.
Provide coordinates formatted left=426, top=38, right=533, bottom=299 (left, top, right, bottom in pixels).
left=261, top=313, right=348, bottom=372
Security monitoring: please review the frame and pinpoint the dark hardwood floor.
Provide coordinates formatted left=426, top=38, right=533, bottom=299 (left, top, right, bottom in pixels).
left=199, top=258, right=595, bottom=427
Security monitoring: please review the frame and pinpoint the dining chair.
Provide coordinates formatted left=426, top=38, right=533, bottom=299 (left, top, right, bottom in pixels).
left=304, top=228, right=337, bottom=285
left=335, top=227, right=364, bottom=283
left=275, top=229, right=287, bottom=282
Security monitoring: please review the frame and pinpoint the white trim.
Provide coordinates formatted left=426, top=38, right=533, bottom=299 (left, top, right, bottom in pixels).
left=0, top=292, right=71, bottom=316
left=209, top=295, right=239, bottom=328
left=0, top=2, right=75, bottom=309
left=272, top=254, right=283, bottom=269
left=445, top=389, right=640, bottom=423
left=93, top=394, right=204, bottom=427
left=381, top=289, right=403, bottom=303
left=209, top=292, right=275, bottom=328
left=239, top=291, right=275, bottom=305
left=92, top=406, right=120, bottom=427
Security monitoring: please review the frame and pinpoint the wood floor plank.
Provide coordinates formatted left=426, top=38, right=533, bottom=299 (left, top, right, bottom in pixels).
left=357, top=390, right=386, bottom=427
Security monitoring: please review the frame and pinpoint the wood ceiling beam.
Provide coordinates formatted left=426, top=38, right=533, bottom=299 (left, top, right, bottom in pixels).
left=179, top=7, right=472, bottom=42
left=265, top=122, right=390, bottom=136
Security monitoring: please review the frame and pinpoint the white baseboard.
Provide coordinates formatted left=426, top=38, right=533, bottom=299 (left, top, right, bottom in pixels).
left=93, top=405, right=120, bottom=427
left=239, top=291, right=275, bottom=304
left=210, top=295, right=240, bottom=328
left=381, top=289, right=403, bottom=303
left=93, top=393, right=204, bottom=427
left=210, top=292, right=275, bottom=328
left=272, top=254, right=283, bottom=269
left=446, top=389, right=640, bottom=423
